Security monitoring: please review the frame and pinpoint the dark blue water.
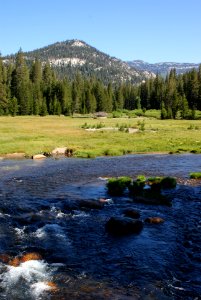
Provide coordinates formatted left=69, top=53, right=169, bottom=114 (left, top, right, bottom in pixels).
left=0, top=154, right=200, bottom=299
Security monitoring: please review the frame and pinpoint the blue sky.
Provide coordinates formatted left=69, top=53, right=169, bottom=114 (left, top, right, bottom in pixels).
left=0, top=0, right=201, bottom=63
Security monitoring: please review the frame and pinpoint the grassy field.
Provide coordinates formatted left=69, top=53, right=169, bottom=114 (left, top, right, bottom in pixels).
left=0, top=115, right=201, bottom=158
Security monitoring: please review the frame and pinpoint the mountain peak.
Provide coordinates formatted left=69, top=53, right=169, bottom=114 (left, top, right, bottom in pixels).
left=70, top=40, right=88, bottom=47
left=15, top=39, right=154, bottom=84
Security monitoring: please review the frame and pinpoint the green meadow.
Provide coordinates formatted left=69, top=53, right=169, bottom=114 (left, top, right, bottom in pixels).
left=0, top=114, right=201, bottom=158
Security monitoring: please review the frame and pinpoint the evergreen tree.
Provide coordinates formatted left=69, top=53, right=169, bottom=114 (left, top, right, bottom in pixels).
left=0, top=56, right=8, bottom=115
left=8, top=97, right=18, bottom=116
left=11, top=49, right=32, bottom=115
left=161, top=101, right=167, bottom=119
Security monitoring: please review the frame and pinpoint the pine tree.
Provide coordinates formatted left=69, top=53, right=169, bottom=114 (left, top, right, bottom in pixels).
left=8, top=97, right=18, bottom=116
left=11, top=49, right=32, bottom=115
left=161, top=101, right=167, bottom=119
left=0, top=56, right=8, bottom=115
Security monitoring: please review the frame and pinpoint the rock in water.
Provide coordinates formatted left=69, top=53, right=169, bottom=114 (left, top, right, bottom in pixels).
left=123, top=209, right=140, bottom=219
left=145, top=217, right=164, bottom=224
left=105, top=216, right=143, bottom=235
left=79, top=200, right=104, bottom=210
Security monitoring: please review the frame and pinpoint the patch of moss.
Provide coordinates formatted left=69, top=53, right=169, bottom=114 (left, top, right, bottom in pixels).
left=189, top=172, right=201, bottom=179
left=107, top=176, right=132, bottom=196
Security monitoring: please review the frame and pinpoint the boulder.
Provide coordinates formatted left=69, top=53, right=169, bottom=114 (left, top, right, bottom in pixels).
left=45, top=281, right=58, bottom=291
left=32, top=154, right=46, bottom=159
left=105, top=216, right=143, bottom=235
left=79, top=200, right=104, bottom=210
left=3, top=153, right=25, bottom=159
left=123, top=209, right=140, bottom=219
left=0, top=254, right=11, bottom=263
left=52, top=147, right=67, bottom=155
left=99, top=198, right=113, bottom=204
left=145, top=217, right=164, bottom=224
left=20, top=252, right=42, bottom=262
left=9, top=257, right=21, bottom=267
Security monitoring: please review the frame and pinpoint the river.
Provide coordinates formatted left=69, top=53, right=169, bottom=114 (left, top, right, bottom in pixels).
left=0, top=154, right=200, bottom=299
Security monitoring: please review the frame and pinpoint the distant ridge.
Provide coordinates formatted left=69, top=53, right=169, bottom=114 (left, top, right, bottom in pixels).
left=127, top=60, right=201, bottom=76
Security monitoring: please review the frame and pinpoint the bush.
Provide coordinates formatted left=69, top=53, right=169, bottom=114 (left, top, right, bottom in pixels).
left=107, top=176, right=132, bottom=196
left=189, top=172, right=201, bottom=179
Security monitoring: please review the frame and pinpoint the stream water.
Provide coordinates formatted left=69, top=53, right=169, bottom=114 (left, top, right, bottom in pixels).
left=0, top=154, right=200, bottom=300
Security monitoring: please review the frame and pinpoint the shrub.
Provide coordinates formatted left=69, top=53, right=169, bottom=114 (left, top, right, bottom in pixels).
left=96, top=122, right=105, bottom=129
left=112, top=111, right=123, bottom=118
left=189, top=172, right=201, bottom=179
left=137, top=120, right=145, bottom=131
left=107, top=176, right=132, bottom=196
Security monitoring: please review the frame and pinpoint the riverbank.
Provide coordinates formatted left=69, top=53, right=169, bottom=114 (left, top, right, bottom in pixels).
left=0, top=115, right=201, bottom=158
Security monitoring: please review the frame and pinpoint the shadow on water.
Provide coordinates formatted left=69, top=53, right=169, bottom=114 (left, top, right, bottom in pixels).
left=0, top=154, right=200, bottom=299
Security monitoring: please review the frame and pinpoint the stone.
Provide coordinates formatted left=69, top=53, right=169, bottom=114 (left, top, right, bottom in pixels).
left=32, top=154, right=46, bottom=159
left=46, top=281, right=58, bottom=291
left=9, top=257, right=21, bottom=267
left=145, top=217, right=164, bottom=224
left=123, top=209, right=140, bottom=219
left=0, top=254, right=11, bottom=263
left=52, top=147, right=67, bottom=155
left=3, top=153, right=25, bottom=159
left=20, top=252, right=42, bottom=262
left=79, top=200, right=104, bottom=210
left=105, top=216, right=143, bottom=235
left=99, top=198, right=113, bottom=204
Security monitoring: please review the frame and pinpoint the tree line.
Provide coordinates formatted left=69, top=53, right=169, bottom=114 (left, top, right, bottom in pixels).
left=0, top=50, right=201, bottom=118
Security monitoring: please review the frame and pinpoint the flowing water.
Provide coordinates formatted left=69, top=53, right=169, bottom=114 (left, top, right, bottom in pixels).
left=0, top=154, right=200, bottom=300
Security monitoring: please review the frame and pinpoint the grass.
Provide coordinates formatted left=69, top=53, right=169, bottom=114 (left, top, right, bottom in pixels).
left=0, top=115, right=201, bottom=157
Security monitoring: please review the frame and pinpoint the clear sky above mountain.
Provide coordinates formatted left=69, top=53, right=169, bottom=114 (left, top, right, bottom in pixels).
left=0, top=0, right=200, bottom=63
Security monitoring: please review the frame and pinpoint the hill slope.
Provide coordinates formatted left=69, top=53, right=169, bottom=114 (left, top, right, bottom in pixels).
left=17, top=40, right=154, bottom=84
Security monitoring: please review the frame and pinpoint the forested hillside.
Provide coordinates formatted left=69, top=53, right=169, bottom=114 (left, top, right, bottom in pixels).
left=0, top=50, right=201, bottom=119
left=4, top=40, right=153, bottom=85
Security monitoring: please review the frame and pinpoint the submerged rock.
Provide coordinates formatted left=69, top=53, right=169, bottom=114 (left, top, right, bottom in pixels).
left=105, top=216, right=143, bottom=235
left=21, top=252, right=42, bottom=262
left=45, top=281, right=58, bottom=292
left=145, top=217, right=164, bottom=224
left=123, top=209, right=140, bottom=219
left=79, top=200, right=104, bottom=210
left=8, top=252, right=43, bottom=267
left=8, top=257, right=21, bottom=267
left=0, top=254, right=11, bottom=264
left=134, top=193, right=171, bottom=206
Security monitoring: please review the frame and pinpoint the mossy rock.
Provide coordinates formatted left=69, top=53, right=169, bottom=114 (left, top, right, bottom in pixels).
left=107, top=176, right=132, bottom=196
left=160, top=177, right=177, bottom=189
left=189, top=172, right=201, bottom=179
left=129, top=175, right=146, bottom=195
left=147, top=176, right=176, bottom=190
